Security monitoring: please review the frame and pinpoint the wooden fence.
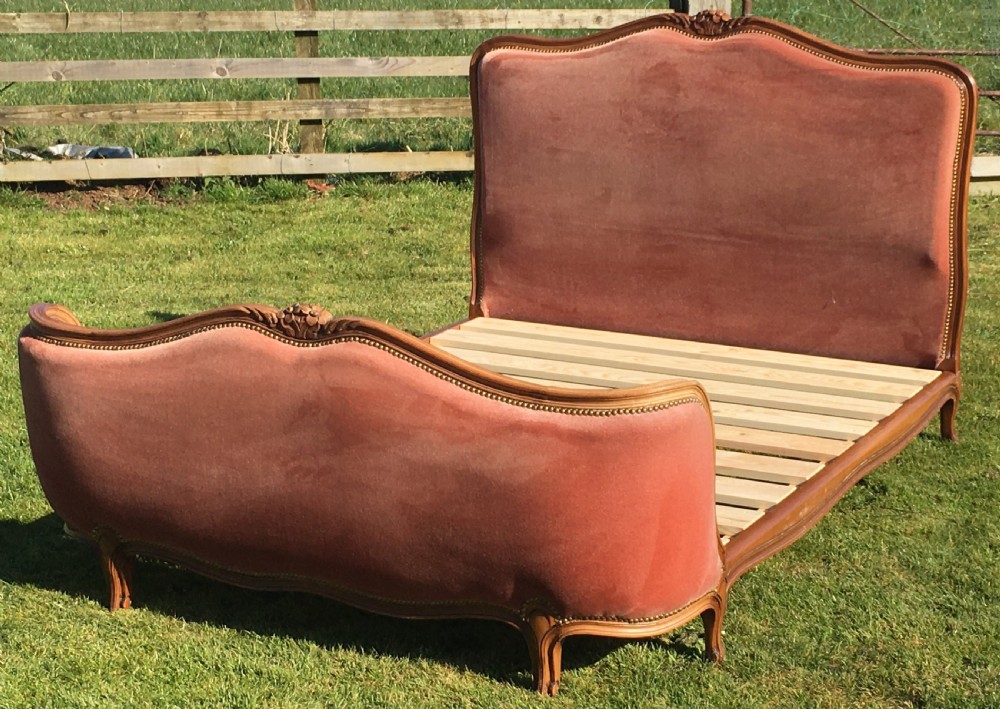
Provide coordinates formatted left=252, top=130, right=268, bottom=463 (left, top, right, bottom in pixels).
left=0, top=7, right=693, bottom=183
left=1, top=2, right=996, bottom=193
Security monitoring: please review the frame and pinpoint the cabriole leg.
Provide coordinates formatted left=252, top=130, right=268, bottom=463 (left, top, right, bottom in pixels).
left=523, top=612, right=563, bottom=696
left=940, top=398, right=958, bottom=442
left=701, top=595, right=726, bottom=663
left=95, top=530, right=133, bottom=611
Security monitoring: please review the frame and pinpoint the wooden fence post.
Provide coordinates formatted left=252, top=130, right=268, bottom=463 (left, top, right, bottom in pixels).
left=293, top=0, right=325, bottom=153
left=687, top=1, right=733, bottom=14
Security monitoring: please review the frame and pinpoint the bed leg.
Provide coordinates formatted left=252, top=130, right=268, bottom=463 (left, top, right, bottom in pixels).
left=95, top=529, right=133, bottom=611
left=701, top=593, right=726, bottom=663
left=940, top=397, right=958, bottom=442
left=523, top=612, right=563, bottom=696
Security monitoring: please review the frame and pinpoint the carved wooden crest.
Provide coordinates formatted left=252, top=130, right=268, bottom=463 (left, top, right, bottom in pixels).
left=664, top=10, right=750, bottom=36
left=243, top=303, right=356, bottom=340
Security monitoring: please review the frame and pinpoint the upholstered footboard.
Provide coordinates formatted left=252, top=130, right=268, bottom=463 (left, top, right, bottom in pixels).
left=19, top=302, right=723, bottom=695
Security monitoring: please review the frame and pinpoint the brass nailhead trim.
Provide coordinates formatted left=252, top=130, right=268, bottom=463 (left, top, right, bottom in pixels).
left=36, top=323, right=699, bottom=417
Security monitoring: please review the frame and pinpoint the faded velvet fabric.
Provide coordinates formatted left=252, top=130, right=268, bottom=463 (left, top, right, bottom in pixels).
left=19, top=326, right=721, bottom=620
left=474, top=29, right=963, bottom=368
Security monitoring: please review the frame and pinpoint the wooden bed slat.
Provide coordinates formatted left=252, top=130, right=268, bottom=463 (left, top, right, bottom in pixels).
left=458, top=349, right=896, bottom=421
left=713, top=425, right=850, bottom=461
left=716, top=505, right=765, bottom=536
left=714, top=450, right=822, bottom=485
left=460, top=353, right=873, bottom=440
left=431, top=330, right=921, bottom=402
left=711, top=402, right=875, bottom=441
left=715, top=476, right=794, bottom=508
left=457, top=318, right=940, bottom=385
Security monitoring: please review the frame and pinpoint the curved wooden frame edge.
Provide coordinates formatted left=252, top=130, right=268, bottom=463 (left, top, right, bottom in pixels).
left=24, top=302, right=711, bottom=414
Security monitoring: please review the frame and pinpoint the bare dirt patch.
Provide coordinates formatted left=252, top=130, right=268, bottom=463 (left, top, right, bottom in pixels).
left=26, top=182, right=169, bottom=211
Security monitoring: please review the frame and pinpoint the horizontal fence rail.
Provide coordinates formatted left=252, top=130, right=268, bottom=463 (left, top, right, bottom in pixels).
left=0, top=9, right=674, bottom=34
left=0, top=98, right=472, bottom=126
left=0, top=57, right=470, bottom=83
left=0, top=151, right=476, bottom=182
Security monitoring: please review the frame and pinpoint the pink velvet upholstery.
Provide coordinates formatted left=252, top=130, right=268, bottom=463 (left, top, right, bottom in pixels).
left=19, top=324, right=721, bottom=621
left=472, top=25, right=968, bottom=368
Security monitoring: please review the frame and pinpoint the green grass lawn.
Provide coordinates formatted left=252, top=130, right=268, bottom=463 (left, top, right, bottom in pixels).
left=1, top=182, right=998, bottom=707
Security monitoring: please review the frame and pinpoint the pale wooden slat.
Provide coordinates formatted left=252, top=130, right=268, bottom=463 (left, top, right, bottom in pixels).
left=510, top=375, right=608, bottom=390
left=716, top=505, right=764, bottom=536
left=715, top=476, right=793, bottom=509
left=0, top=151, right=474, bottom=182
left=431, top=342, right=908, bottom=432
left=714, top=424, right=850, bottom=462
left=432, top=344, right=667, bottom=388
left=0, top=97, right=471, bottom=126
left=0, top=9, right=668, bottom=34
left=438, top=339, right=895, bottom=421
left=714, top=450, right=821, bottom=485
left=711, top=402, right=875, bottom=441
left=0, top=56, right=469, bottom=83
left=699, top=378, right=895, bottom=421
left=458, top=318, right=938, bottom=385
left=432, top=330, right=920, bottom=402
left=440, top=344, right=868, bottom=461
left=504, top=365, right=871, bottom=440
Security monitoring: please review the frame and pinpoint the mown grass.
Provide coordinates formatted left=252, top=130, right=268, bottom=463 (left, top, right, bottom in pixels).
left=2, top=0, right=998, bottom=157
left=1, top=182, right=999, bottom=707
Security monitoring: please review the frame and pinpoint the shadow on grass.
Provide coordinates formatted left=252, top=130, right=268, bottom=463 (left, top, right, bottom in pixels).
left=147, top=311, right=185, bottom=323
left=0, top=514, right=638, bottom=689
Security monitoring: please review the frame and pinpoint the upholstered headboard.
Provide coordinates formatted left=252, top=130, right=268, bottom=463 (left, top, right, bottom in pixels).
left=469, top=13, right=977, bottom=369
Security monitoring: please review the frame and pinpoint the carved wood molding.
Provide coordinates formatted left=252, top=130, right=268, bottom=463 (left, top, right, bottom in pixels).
left=663, top=10, right=750, bottom=36
left=241, top=303, right=358, bottom=340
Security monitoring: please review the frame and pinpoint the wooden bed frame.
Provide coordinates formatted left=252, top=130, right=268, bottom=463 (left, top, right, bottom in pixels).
left=428, top=317, right=952, bottom=580
left=18, top=12, right=977, bottom=696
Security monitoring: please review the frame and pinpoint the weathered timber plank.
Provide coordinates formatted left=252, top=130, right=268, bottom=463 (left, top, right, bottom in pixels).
left=971, top=155, right=1000, bottom=196
left=0, top=151, right=474, bottom=182
left=0, top=57, right=468, bottom=83
left=0, top=9, right=668, bottom=34
left=293, top=0, right=324, bottom=154
left=0, top=98, right=471, bottom=126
